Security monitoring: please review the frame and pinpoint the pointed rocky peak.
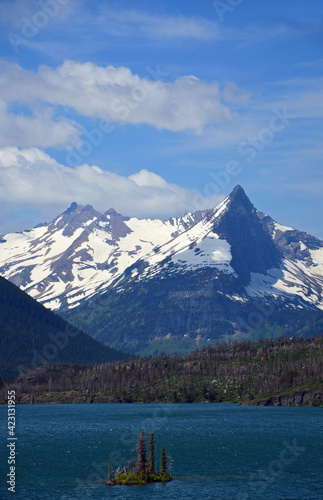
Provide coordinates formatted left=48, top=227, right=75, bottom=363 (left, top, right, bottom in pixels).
left=48, top=203, right=102, bottom=237
left=63, top=202, right=98, bottom=217
left=230, top=184, right=247, bottom=199
left=102, top=208, right=132, bottom=240
left=226, top=185, right=254, bottom=212
left=206, top=186, right=252, bottom=225
left=105, top=208, right=120, bottom=216
left=65, top=201, right=78, bottom=214
left=83, top=204, right=96, bottom=213
left=212, top=186, right=282, bottom=283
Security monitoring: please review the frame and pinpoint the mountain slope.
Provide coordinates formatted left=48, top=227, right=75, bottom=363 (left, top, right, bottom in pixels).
left=0, top=276, right=127, bottom=380
left=63, top=187, right=323, bottom=355
left=1, top=185, right=322, bottom=356
left=3, top=335, right=322, bottom=406
left=0, top=203, right=205, bottom=311
left=120, top=186, right=282, bottom=284
left=111, top=186, right=323, bottom=310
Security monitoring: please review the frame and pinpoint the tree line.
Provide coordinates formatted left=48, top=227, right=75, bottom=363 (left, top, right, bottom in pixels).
left=1, top=334, right=322, bottom=405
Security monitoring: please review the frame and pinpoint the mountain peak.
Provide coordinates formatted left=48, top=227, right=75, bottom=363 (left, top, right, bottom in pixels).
left=231, top=184, right=246, bottom=196
left=213, top=186, right=281, bottom=282
left=64, top=202, right=96, bottom=215
left=83, top=204, right=95, bottom=212
left=66, top=201, right=78, bottom=213
left=228, top=185, right=251, bottom=208
left=49, top=203, right=101, bottom=237
left=105, top=208, right=120, bottom=216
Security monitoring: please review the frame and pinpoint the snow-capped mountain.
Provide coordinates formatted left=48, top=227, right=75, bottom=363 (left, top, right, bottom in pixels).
left=1, top=185, right=322, bottom=355
left=0, top=185, right=322, bottom=318
left=113, top=185, right=323, bottom=311
left=0, top=201, right=205, bottom=310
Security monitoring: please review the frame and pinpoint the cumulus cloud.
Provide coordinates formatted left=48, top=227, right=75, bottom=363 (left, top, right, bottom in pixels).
left=0, top=101, right=82, bottom=149
left=0, top=58, right=251, bottom=147
left=0, top=147, right=223, bottom=233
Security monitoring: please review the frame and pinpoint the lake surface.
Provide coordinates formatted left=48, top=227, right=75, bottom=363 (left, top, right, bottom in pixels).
left=0, top=403, right=322, bottom=499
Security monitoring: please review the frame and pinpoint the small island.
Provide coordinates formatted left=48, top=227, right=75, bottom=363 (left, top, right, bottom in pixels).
left=106, top=430, right=173, bottom=485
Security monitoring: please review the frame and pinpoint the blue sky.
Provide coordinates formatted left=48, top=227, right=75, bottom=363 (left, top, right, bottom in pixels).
left=0, top=0, right=322, bottom=238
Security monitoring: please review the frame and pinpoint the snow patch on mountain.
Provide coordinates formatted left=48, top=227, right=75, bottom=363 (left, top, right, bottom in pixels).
left=273, top=222, right=294, bottom=237
left=246, top=257, right=323, bottom=310
left=140, top=196, right=232, bottom=273
left=0, top=187, right=322, bottom=314
left=0, top=204, right=206, bottom=309
left=172, top=234, right=233, bottom=272
left=310, top=248, right=323, bottom=273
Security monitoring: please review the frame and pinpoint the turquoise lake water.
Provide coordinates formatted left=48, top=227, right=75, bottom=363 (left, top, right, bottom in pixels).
left=0, top=403, right=322, bottom=499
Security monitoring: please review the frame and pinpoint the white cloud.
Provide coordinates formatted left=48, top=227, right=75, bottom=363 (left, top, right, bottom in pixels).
left=108, top=10, right=223, bottom=40
left=0, top=147, right=223, bottom=233
left=91, top=8, right=295, bottom=46
left=0, top=0, right=79, bottom=28
left=129, top=170, right=169, bottom=188
left=237, top=22, right=293, bottom=48
left=0, top=101, right=82, bottom=149
left=0, top=2, right=221, bottom=41
left=0, top=59, right=250, bottom=143
left=145, top=16, right=219, bottom=40
left=0, top=1, right=296, bottom=48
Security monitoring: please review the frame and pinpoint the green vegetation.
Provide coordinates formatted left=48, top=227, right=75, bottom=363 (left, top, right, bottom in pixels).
left=63, top=268, right=323, bottom=357
left=1, top=335, right=322, bottom=406
left=0, top=276, right=128, bottom=381
left=107, top=431, right=172, bottom=486
left=160, top=446, right=167, bottom=475
left=148, top=432, right=155, bottom=474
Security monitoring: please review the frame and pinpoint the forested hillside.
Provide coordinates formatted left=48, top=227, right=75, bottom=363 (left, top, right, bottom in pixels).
left=0, top=276, right=128, bottom=380
left=2, top=335, right=322, bottom=406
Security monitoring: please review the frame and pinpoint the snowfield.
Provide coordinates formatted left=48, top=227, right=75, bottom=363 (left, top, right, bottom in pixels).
left=0, top=192, right=322, bottom=312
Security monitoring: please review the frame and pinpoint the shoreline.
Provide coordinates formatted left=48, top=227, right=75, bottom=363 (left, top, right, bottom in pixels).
left=1, top=384, right=322, bottom=407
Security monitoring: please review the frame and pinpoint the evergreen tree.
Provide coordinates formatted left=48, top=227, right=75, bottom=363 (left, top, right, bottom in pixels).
left=160, top=446, right=167, bottom=474
left=134, top=429, right=146, bottom=475
left=148, top=432, right=155, bottom=474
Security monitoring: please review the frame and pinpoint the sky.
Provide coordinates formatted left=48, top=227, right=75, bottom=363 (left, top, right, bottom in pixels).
left=0, top=0, right=322, bottom=238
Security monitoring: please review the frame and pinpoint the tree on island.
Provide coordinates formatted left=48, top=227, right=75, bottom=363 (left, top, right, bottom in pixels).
left=160, top=446, right=167, bottom=474
left=134, top=429, right=146, bottom=475
left=148, top=432, right=155, bottom=474
left=107, top=430, right=172, bottom=485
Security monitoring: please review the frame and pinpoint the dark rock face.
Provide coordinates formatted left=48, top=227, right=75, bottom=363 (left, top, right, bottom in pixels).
left=60, top=204, right=101, bottom=237
left=250, top=387, right=323, bottom=407
left=214, top=186, right=282, bottom=283
left=258, top=210, right=323, bottom=262
left=103, top=209, right=132, bottom=240
left=36, top=203, right=101, bottom=239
